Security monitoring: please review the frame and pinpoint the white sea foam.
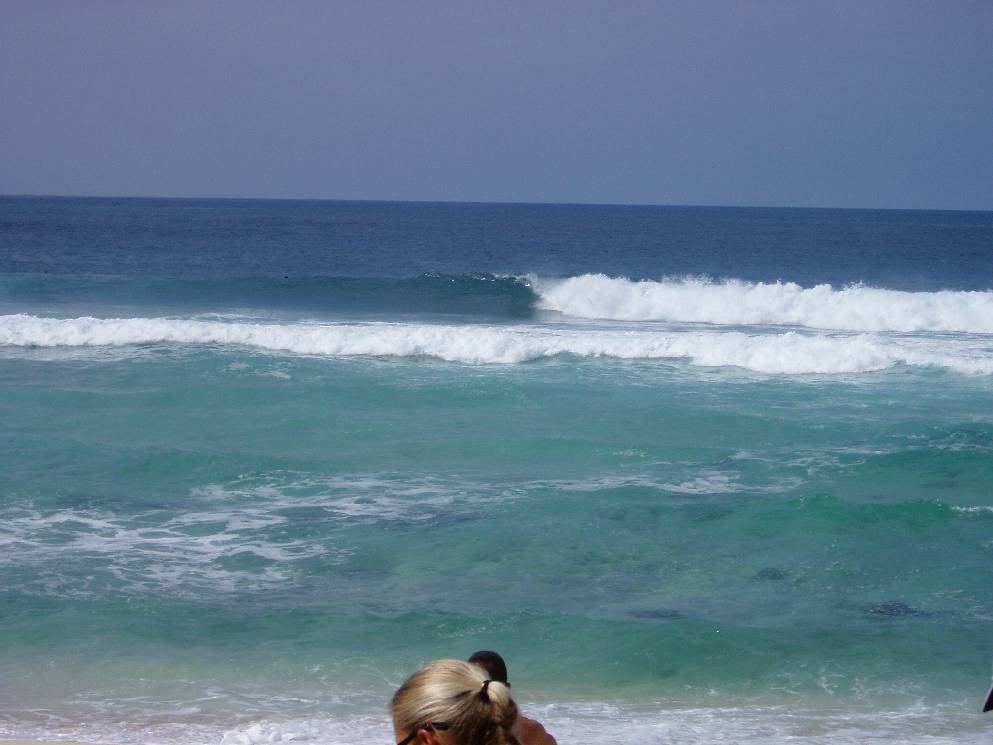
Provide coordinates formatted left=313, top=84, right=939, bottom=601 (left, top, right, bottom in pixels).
left=216, top=704, right=990, bottom=745
left=0, top=474, right=517, bottom=597
left=2, top=465, right=814, bottom=600
left=533, top=274, right=993, bottom=333
left=1, top=701, right=986, bottom=745
left=535, top=470, right=803, bottom=495
left=0, top=503, right=336, bottom=596
left=2, top=314, right=992, bottom=374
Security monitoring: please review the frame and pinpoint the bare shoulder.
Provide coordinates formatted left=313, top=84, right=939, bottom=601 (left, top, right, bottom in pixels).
left=519, top=715, right=558, bottom=745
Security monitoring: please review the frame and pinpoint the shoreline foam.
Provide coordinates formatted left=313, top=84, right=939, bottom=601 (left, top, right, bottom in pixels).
left=3, top=701, right=992, bottom=745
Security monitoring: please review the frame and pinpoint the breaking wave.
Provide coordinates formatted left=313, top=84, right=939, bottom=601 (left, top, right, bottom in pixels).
left=2, top=313, right=992, bottom=374
left=2, top=702, right=987, bottom=745
left=217, top=702, right=993, bottom=745
left=533, top=274, right=993, bottom=332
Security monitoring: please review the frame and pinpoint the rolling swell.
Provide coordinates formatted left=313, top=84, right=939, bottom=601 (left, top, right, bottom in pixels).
left=4, top=271, right=993, bottom=374
left=0, top=272, right=536, bottom=320
left=8, top=271, right=993, bottom=334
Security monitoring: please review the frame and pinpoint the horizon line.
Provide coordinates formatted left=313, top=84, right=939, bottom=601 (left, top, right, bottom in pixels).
left=1, top=191, right=990, bottom=215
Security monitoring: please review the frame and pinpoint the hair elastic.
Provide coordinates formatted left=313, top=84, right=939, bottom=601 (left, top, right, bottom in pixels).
left=479, top=679, right=492, bottom=702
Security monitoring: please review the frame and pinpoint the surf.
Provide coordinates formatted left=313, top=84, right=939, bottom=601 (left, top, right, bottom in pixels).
left=533, top=273, right=993, bottom=333
left=3, top=313, right=992, bottom=374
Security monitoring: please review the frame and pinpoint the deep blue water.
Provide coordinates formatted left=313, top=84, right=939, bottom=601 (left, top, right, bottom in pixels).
left=1, top=196, right=992, bottom=744
left=3, top=196, right=991, bottom=288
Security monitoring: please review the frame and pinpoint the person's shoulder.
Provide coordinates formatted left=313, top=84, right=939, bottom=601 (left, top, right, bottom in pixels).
left=519, top=715, right=557, bottom=745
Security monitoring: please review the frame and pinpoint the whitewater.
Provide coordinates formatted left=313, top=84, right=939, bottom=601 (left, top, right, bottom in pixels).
left=4, top=271, right=993, bottom=374
left=532, top=274, right=993, bottom=333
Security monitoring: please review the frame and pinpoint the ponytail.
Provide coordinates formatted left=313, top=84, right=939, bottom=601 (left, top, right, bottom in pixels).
left=391, top=659, right=521, bottom=745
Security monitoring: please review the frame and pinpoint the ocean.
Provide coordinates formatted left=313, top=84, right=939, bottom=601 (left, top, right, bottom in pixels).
left=1, top=196, right=991, bottom=744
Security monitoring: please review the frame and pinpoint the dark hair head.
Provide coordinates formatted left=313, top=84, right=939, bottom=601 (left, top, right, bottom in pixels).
left=468, top=650, right=509, bottom=684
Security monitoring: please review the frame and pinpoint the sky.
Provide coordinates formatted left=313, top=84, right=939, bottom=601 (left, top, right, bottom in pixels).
left=1, top=1, right=991, bottom=210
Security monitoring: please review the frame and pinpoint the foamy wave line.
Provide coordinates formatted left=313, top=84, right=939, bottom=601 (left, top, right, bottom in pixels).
left=2, top=701, right=987, bottom=745
left=0, top=474, right=501, bottom=597
left=2, top=314, right=991, bottom=374
left=533, top=274, right=993, bottom=333
left=217, top=704, right=990, bottom=745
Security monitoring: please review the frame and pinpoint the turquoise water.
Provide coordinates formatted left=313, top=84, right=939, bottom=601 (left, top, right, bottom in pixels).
left=1, top=197, right=992, bottom=743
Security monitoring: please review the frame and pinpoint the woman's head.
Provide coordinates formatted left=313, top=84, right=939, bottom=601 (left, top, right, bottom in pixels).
left=391, top=659, right=520, bottom=745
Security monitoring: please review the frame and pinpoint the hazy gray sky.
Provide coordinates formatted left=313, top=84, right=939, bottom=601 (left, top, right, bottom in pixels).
left=2, top=1, right=991, bottom=209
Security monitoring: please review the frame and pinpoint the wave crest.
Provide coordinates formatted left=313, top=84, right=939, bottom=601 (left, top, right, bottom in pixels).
left=2, top=314, right=991, bottom=374
left=534, top=274, right=993, bottom=332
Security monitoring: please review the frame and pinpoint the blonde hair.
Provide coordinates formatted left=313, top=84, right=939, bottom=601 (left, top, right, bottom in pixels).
left=391, top=659, right=521, bottom=745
